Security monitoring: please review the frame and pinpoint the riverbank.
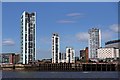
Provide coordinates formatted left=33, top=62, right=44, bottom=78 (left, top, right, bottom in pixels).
left=1, top=63, right=119, bottom=71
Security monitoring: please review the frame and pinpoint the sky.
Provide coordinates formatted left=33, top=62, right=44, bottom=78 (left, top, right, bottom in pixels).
left=2, top=2, right=119, bottom=59
left=1, top=0, right=120, bottom=2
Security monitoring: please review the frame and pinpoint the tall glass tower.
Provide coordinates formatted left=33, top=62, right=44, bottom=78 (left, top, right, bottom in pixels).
left=21, top=11, right=36, bottom=64
left=88, top=28, right=101, bottom=59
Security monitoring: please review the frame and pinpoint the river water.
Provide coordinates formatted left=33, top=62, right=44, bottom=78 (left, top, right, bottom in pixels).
left=1, top=71, right=120, bottom=80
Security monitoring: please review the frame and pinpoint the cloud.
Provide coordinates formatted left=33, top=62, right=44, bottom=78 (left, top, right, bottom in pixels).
left=75, top=31, right=112, bottom=43
left=61, top=35, right=76, bottom=45
left=57, top=13, right=83, bottom=24
left=66, top=13, right=83, bottom=17
left=2, top=39, right=15, bottom=46
left=76, top=32, right=89, bottom=42
left=57, top=20, right=75, bottom=23
left=109, top=24, right=120, bottom=33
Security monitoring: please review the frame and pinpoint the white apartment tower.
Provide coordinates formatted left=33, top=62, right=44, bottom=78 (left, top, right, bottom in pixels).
left=52, top=33, right=60, bottom=63
left=66, top=47, right=75, bottom=63
left=21, top=11, right=36, bottom=64
left=88, top=28, right=101, bottom=59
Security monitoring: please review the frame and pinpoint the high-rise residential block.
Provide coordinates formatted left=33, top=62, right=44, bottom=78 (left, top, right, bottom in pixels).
left=88, top=28, right=101, bottom=59
left=21, top=11, right=36, bottom=64
left=52, top=33, right=60, bottom=63
left=66, top=47, right=75, bottom=63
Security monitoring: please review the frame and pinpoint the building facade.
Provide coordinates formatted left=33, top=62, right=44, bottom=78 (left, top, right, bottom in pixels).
left=0, top=53, right=20, bottom=64
left=80, top=47, right=88, bottom=63
left=60, top=53, right=66, bottom=63
left=97, top=47, right=119, bottom=60
left=21, top=11, right=36, bottom=64
left=66, top=47, right=75, bottom=63
left=52, top=33, right=60, bottom=63
left=105, top=39, right=120, bottom=49
left=88, top=28, right=101, bottom=59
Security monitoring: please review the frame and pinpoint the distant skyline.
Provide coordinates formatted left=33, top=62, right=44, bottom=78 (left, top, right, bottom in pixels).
left=2, top=2, right=118, bottom=59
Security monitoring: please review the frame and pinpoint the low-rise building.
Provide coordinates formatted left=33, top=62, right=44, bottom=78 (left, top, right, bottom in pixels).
left=0, top=53, right=20, bottom=64
left=41, top=59, right=52, bottom=63
left=105, top=39, right=120, bottom=49
left=97, top=47, right=119, bottom=60
left=80, top=47, right=89, bottom=63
